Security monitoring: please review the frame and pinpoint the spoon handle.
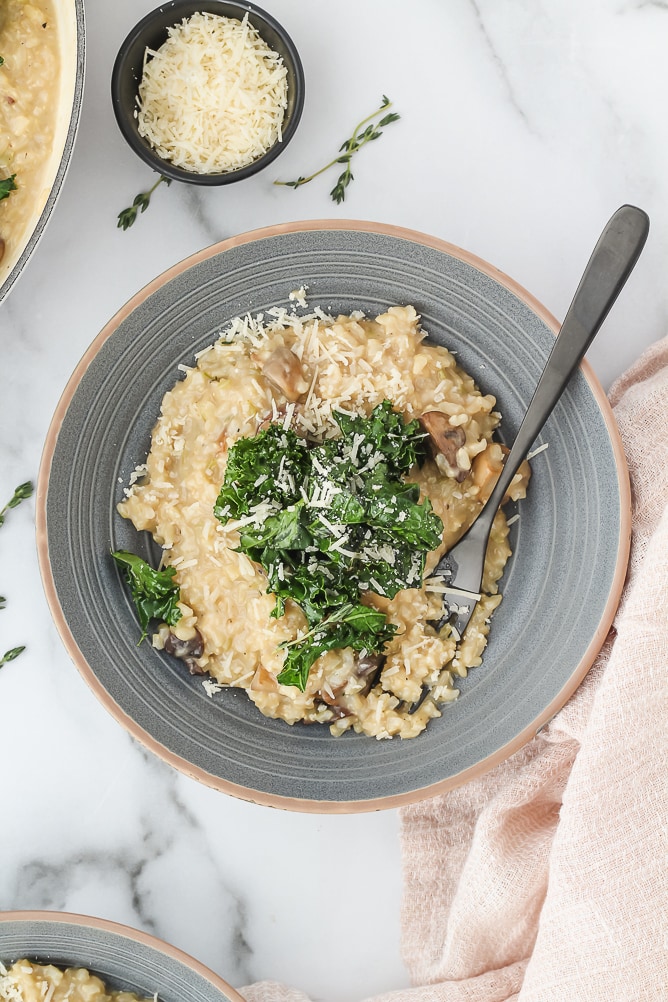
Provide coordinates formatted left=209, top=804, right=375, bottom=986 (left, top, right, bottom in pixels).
left=483, top=204, right=649, bottom=520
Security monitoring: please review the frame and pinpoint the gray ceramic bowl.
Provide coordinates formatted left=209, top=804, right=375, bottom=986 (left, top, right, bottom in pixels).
left=36, top=221, right=630, bottom=812
left=0, top=0, right=85, bottom=304
left=111, top=0, right=304, bottom=185
left=0, top=911, right=243, bottom=1002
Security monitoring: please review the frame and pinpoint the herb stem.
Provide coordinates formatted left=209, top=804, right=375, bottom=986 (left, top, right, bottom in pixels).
left=117, top=174, right=171, bottom=231
left=274, top=96, right=400, bottom=203
left=281, top=103, right=390, bottom=187
left=0, top=481, right=33, bottom=672
left=0, top=646, right=25, bottom=668
left=145, top=175, right=166, bottom=198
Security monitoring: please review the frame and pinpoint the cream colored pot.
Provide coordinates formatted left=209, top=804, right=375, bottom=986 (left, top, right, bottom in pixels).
left=0, top=0, right=84, bottom=302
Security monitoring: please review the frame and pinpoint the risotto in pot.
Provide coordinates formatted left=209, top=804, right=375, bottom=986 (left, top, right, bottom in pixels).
left=0, top=0, right=60, bottom=273
left=116, top=304, right=530, bottom=739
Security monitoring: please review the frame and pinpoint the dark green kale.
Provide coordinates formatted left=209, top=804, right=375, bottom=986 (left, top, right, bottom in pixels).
left=214, top=424, right=308, bottom=520
left=277, top=603, right=396, bottom=690
left=331, top=399, right=425, bottom=474
left=112, top=550, right=182, bottom=642
left=214, top=400, right=444, bottom=691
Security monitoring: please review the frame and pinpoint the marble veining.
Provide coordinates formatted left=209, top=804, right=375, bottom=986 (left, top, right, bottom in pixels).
left=1, top=1, right=667, bottom=1000
left=466, top=0, right=535, bottom=131
left=2, top=739, right=255, bottom=985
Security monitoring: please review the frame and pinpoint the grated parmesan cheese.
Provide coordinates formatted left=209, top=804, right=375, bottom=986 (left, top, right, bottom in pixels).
left=288, top=285, right=308, bottom=307
left=526, top=442, right=549, bottom=460
left=136, top=11, right=289, bottom=174
left=202, top=678, right=224, bottom=697
left=0, top=963, right=23, bottom=1002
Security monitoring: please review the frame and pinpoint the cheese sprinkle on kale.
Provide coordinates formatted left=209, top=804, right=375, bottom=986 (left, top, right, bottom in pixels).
left=214, top=400, right=444, bottom=690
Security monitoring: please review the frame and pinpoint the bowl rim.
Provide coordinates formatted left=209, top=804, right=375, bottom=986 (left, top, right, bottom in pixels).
left=0, top=909, right=245, bottom=1002
left=0, top=0, right=86, bottom=303
left=35, top=218, right=631, bottom=814
left=110, top=0, right=305, bottom=185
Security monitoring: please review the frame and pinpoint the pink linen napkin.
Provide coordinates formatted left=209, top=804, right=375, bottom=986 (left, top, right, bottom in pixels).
left=241, top=336, right=668, bottom=1002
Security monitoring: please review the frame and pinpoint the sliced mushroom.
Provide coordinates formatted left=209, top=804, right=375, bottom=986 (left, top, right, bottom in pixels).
left=356, top=652, right=384, bottom=677
left=317, top=696, right=352, bottom=720
left=320, top=681, right=346, bottom=706
left=163, top=628, right=205, bottom=675
left=315, top=672, right=351, bottom=718
left=324, top=702, right=353, bottom=721
left=419, top=411, right=468, bottom=482
left=262, top=346, right=310, bottom=402
left=355, top=652, right=385, bottom=694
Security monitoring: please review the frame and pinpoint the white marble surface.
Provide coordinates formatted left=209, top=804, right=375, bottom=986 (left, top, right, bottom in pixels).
left=0, top=1, right=666, bottom=1000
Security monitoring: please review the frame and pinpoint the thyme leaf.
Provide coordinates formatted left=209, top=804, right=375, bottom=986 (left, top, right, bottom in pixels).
left=277, top=603, right=395, bottom=691
left=274, top=95, right=400, bottom=204
left=117, top=174, right=171, bottom=230
left=0, top=646, right=25, bottom=668
left=0, top=481, right=33, bottom=528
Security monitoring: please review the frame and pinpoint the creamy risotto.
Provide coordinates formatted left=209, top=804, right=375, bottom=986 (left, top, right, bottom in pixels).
left=117, top=304, right=529, bottom=740
left=0, top=0, right=59, bottom=270
left=0, top=960, right=151, bottom=1002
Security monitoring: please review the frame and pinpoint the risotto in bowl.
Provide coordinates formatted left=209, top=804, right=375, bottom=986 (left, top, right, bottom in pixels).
left=115, top=303, right=530, bottom=741
left=37, top=221, right=629, bottom=811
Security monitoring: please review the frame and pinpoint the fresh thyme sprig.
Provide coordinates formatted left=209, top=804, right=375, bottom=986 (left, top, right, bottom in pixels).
left=117, top=174, right=171, bottom=230
left=0, top=646, right=25, bottom=669
left=0, top=480, right=33, bottom=670
left=274, top=95, right=400, bottom=204
left=0, top=481, right=33, bottom=527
